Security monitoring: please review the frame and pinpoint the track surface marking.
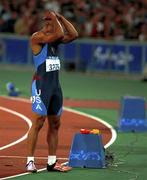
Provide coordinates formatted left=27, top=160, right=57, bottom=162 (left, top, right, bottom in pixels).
left=0, top=96, right=117, bottom=179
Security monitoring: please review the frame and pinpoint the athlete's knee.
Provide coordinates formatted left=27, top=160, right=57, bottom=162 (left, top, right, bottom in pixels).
left=53, top=120, right=60, bottom=130
left=49, top=116, right=61, bottom=131
left=33, top=115, right=46, bottom=131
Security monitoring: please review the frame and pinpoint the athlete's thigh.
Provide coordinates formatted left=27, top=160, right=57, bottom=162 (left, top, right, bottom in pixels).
left=47, top=88, right=63, bottom=116
left=32, top=79, right=51, bottom=115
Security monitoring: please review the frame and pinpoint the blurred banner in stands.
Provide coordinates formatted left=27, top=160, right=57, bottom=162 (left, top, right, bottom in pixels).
left=0, top=34, right=146, bottom=74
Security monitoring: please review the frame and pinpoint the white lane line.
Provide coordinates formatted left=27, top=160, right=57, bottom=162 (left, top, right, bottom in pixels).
left=0, top=96, right=117, bottom=179
left=0, top=162, right=68, bottom=180
left=63, top=107, right=117, bottom=149
left=0, top=106, right=32, bottom=151
left=1, top=96, right=117, bottom=148
left=0, top=168, right=46, bottom=180
left=0, top=155, right=68, bottom=160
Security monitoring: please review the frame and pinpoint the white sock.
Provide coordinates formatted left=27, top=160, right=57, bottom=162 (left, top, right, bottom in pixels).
left=27, top=156, right=34, bottom=164
left=47, top=155, right=56, bottom=165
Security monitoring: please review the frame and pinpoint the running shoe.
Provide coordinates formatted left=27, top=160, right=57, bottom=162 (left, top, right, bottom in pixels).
left=26, top=160, right=37, bottom=173
left=47, top=161, right=72, bottom=172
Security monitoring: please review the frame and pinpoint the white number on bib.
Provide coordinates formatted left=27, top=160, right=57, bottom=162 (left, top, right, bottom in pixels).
left=46, top=57, right=60, bottom=72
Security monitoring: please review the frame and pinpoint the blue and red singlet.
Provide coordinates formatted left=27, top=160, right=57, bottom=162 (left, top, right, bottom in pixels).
left=31, top=41, right=63, bottom=116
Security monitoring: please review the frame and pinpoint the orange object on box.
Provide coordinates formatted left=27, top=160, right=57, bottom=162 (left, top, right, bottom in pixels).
left=90, top=129, right=100, bottom=134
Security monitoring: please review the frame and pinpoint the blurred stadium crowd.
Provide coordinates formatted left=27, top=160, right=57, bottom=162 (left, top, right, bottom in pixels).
left=0, top=0, right=146, bottom=41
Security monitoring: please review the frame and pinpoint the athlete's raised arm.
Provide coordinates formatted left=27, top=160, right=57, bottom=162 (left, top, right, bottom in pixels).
left=56, top=13, right=78, bottom=43
left=31, top=11, right=64, bottom=45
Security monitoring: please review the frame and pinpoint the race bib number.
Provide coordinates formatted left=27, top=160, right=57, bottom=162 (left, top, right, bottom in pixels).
left=46, top=57, right=60, bottom=72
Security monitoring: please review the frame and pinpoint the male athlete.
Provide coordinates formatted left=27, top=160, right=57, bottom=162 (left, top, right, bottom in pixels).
left=26, top=11, right=78, bottom=172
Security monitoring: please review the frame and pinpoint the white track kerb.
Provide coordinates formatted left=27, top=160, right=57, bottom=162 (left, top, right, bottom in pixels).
left=0, top=106, right=32, bottom=151
left=0, top=96, right=117, bottom=180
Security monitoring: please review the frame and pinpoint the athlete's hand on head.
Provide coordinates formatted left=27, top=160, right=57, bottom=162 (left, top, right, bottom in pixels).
left=55, top=12, right=62, bottom=20
left=43, top=10, right=57, bottom=21
left=49, top=11, right=57, bottom=19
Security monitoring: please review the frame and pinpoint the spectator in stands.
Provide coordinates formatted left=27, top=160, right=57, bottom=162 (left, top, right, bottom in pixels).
left=1, top=10, right=18, bottom=33
left=0, top=0, right=146, bottom=41
left=14, top=12, right=31, bottom=35
left=29, top=10, right=40, bottom=35
left=139, top=23, right=147, bottom=41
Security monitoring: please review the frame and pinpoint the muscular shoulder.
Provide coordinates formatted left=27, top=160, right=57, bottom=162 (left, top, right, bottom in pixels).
left=31, top=31, right=44, bottom=44
left=30, top=31, right=44, bottom=54
left=32, top=31, right=44, bottom=38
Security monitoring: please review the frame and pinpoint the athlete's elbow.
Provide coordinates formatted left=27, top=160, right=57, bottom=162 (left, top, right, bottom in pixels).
left=72, top=31, right=79, bottom=40
left=68, top=33, right=78, bottom=42
left=75, top=32, right=79, bottom=39
left=57, top=32, right=64, bottom=40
